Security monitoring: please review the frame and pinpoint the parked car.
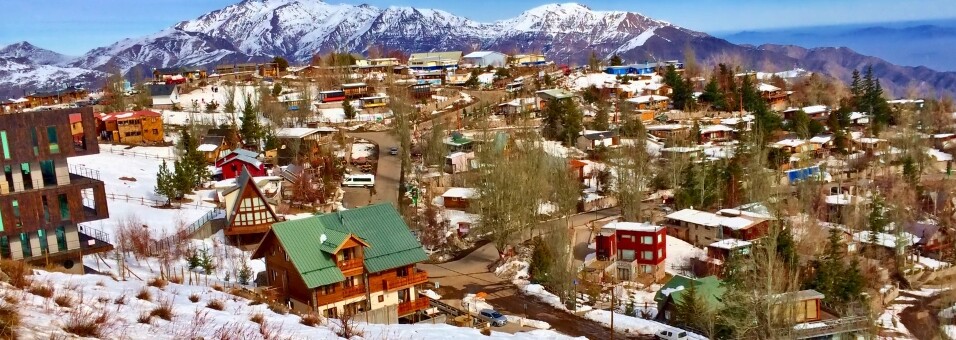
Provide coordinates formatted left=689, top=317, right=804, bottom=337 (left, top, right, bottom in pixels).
left=479, top=309, right=507, bottom=327
left=389, top=147, right=399, bottom=155
left=656, top=329, right=688, bottom=340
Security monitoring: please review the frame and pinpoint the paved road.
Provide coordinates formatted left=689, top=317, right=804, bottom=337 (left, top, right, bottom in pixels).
left=342, top=131, right=401, bottom=209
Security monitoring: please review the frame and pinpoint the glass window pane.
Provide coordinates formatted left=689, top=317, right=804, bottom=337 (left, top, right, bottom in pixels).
left=0, top=236, right=8, bottom=258
left=38, top=230, right=48, bottom=255
left=47, top=126, right=59, bottom=154
left=0, top=131, right=9, bottom=159
left=58, top=194, right=70, bottom=220
left=56, top=226, right=66, bottom=252
left=20, top=233, right=31, bottom=258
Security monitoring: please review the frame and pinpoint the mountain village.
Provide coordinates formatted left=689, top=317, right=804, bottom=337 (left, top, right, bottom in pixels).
left=1, top=2, right=956, bottom=340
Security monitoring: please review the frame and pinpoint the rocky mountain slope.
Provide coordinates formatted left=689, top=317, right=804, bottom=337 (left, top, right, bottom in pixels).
left=2, top=0, right=955, bottom=98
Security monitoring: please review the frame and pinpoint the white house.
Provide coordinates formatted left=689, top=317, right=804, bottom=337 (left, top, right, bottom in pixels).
left=462, top=51, right=508, bottom=68
left=148, top=84, right=180, bottom=110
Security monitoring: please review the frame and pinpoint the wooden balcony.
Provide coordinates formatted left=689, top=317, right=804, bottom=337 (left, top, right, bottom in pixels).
left=341, top=284, right=366, bottom=299
left=397, top=297, right=430, bottom=316
left=384, top=271, right=428, bottom=291
left=337, top=259, right=363, bottom=272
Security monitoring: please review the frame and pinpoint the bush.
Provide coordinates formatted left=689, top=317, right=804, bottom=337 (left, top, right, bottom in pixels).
left=63, top=310, right=108, bottom=337
left=237, top=264, right=253, bottom=285
left=249, top=312, right=265, bottom=325
left=206, top=299, right=224, bottom=311
left=114, top=294, right=126, bottom=305
left=54, top=294, right=74, bottom=308
left=168, top=276, right=183, bottom=284
left=150, top=298, right=174, bottom=321
left=135, top=287, right=152, bottom=301
left=211, top=284, right=223, bottom=292
left=28, top=283, right=54, bottom=298
left=147, top=278, right=168, bottom=289
left=188, top=293, right=200, bottom=303
left=267, top=303, right=288, bottom=315
left=299, top=313, right=320, bottom=327
left=1, top=295, right=16, bottom=305
left=0, top=304, right=19, bottom=339
left=0, top=260, right=32, bottom=288
left=137, top=313, right=151, bottom=324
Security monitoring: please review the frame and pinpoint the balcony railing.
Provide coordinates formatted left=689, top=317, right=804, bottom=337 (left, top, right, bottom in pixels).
left=397, top=297, right=430, bottom=316
left=78, top=223, right=111, bottom=245
left=384, top=271, right=428, bottom=291
left=341, top=284, right=366, bottom=299
left=69, top=164, right=100, bottom=181
left=337, top=259, right=363, bottom=272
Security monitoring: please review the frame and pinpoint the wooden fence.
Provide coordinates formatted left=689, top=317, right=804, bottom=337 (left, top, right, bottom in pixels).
left=100, top=146, right=177, bottom=161
left=87, top=191, right=210, bottom=209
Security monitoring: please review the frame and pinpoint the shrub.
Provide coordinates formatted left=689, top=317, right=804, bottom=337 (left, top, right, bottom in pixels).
left=299, top=313, right=320, bottom=327
left=2, top=295, right=17, bottom=305
left=267, top=303, right=288, bottom=315
left=28, top=283, right=54, bottom=298
left=114, top=294, right=126, bottom=305
left=135, top=287, right=152, bottom=301
left=206, top=299, right=224, bottom=311
left=188, top=293, right=200, bottom=303
left=168, top=276, right=183, bottom=284
left=237, top=264, right=253, bottom=285
left=137, top=313, right=151, bottom=324
left=63, top=310, right=108, bottom=337
left=211, top=284, right=223, bottom=292
left=150, top=298, right=174, bottom=321
left=0, top=260, right=32, bottom=288
left=54, top=294, right=75, bottom=308
left=0, top=304, right=19, bottom=339
left=147, top=278, right=168, bottom=289
left=249, top=312, right=265, bottom=325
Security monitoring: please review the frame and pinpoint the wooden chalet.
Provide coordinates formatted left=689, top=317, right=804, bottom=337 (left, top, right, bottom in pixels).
left=96, top=110, right=165, bottom=145
left=215, top=148, right=265, bottom=180
left=252, top=204, right=431, bottom=323
left=222, top=168, right=281, bottom=246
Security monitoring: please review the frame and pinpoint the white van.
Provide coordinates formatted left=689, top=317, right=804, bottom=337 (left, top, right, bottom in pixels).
left=342, top=174, right=375, bottom=188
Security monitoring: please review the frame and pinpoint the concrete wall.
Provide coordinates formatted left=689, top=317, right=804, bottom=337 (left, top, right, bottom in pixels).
left=355, top=304, right=399, bottom=324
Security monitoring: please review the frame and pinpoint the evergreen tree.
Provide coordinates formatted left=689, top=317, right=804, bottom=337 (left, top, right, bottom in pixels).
left=240, top=94, right=261, bottom=148
left=343, top=99, right=356, bottom=120
left=542, top=99, right=564, bottom=141
left=663, top=65, right=693, bottom=110
left=172, top=160, right=193, bottom=197
left=807, top=228, right=863, bottom=311
left=609, top=54, right=623, bottom=66
left=868, top=193, right=889, bottom=235
left=673, top=281, right=709, bottom=331
left=271, top=83, right=282, bottom=97
left=700, top=75, right=727, bottom=111
left=592, top=102, right=610, bottom=131
left=154, top=160, right=177, bottom=205
left=272, top=56, right=289, bottom=72
left=562, top=100, right=584, bottom=146
left=674, top=164, right=699, bottom=209
left=588, top=51, right=601, bottom=71
left=776, top=225, right=798, bottom=270
left=849, top=69, right=863, bottom=110
left=691, top=120, right=702, bottom=145
left=790, top=110, right=812, bottom=139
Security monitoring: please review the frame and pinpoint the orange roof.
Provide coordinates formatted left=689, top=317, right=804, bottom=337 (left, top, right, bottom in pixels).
left=97, top=110, right=161, bottom=122
left=69, top=113, right=83, bottom=124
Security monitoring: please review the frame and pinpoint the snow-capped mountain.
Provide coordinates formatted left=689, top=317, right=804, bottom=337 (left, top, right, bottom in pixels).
left=0, top=42, right=103, bottom=99
left=0, top=41, right=75, bottom=66
left=4, top=0, right=956, bottom=97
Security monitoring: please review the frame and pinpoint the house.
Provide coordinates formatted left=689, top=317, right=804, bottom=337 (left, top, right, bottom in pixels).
left=444, top=132, right=474, bottom=153
left=642, top=83, right=671, bottom=96
left=536, top=89, right=574, bottom=111
left=444, top=152, right=475, bottom=174
left=627, top=95, right=670, bottom=111
left=360, top=96, right=389, bottom=109
left=699, top=125, right=735, bottom=143
left=251, top=204, right=431, bottom=322
left=758, top=83, right=790, bottom=111
left=96, top=110, right=165, bottom=145
left=198, top=135, right=230, bottom=164
left=341, top=83, right=370, bottom=99
left=408, top=51, right=462, bottom=72
left=646, top=124, right=689, bottom=139
left=904, top=222, right=952, bottom=258
left=408, top=83, right=433, bottom=100
left=275, top=127, right=336, bottom=166
left=770, top=290, right=826, bottom=325
left=665, top=209, right=770, bottom=247
left=463, top=51, right=507, bottom=68
left=148, top=84, right=180, bottom=110
left=0, top=107, right=111, bottom=272
left=654, top=275, right=724, bottom=322
left=852, top=230, right=920, bottom=257
left=68, top=113, right=84, bottom=145
left=496, top=98, right=537, bottom=116
left=784, top=106, right=829, bottom=121
left=26, top=87, right=88, bottom=107
left=216, top=148, right=266, bottom=180
left=594, top=222, right=667, bottom=282
left=509, top=54, right=547, bottom=67
left=576, top=130, right=618, bottom=151
left=1, top=98, right=28, bottom=113
left=604, top=61, right=683, bottom=76
left=221, top=168, right=282, bottom=246
left=440, top=187, right=476, bottom=210
left=703, top=238, right=752, bottom=276
left=153, top=67, right=207, bottom=82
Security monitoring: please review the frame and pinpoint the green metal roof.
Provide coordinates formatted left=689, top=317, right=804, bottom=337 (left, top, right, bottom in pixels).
left=537, top=89, right=573, bottom=100
left=267, top=204, right=428, bottom=288
left=655, top=275, right=726, bottom=311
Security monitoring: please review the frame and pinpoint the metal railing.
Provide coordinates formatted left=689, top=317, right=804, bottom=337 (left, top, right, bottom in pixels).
left=68, top=164, right=100, bottom=181
left=791, top=316, right=869, bottom=339
left=78, top=223, right=111, bottom=245
left=148, top=208, right=224, bottom=254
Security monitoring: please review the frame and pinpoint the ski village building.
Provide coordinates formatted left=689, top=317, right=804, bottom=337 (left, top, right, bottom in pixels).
left=253, top=204, right=431, bottom=323
left=0, top=107, right=111, bottom=272
left=594, top=221, right=667, bottom=282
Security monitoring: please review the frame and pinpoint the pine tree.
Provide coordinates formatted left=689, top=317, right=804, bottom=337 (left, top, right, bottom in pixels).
left=868, top=193, right=889, bottom=234
left=271, top=83, right=282, bottom=97
left=673, top=281, right=709, bottom=331
left=609, top=54, right=623, bottom=66
left=850, top=69, right=863, bottom=110
left=690, top=120, right=702, bottom=145
left=674, top=164, right=699, bottom=209
left=700, top=75, right=727, bottom=111
left=240, top=94, right=261, bottom=149
left=154, top=160, right=176, bottom=205
left=592, top=102, right=610, bottom=131
left=343, top=99, right=356, bottom=120
left=172, top=160, right=193, bottom=197
left=562, top=100, right=583, bottom=146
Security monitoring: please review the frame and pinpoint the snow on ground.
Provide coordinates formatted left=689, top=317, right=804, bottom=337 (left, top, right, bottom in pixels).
left=69, top=145, right=217, bottom=237
left=315, top=107, right=391, bottom=124
left=618, top=283, right=661, bottom=319
left=665, top=236, right=706, bottom=274
left=514, top=282, right=592, bottom=313
left=495, top=260, right=530, bottom=282
left=420, top=289, right=442, bottom=300
left=615, top=27, right=659, bottom=52
left=584, top=310, right=706, bottom=339
left=875, top=302, right=914, bottom=337
left=9, top=271, right=580, bottom=340
left=903, top=287, right=950, bottom=297
left=506, top=315, right=551, bottom=330
left=915, top=255, right=950, bottom=270
left=351, top=142, right=376, bottom=159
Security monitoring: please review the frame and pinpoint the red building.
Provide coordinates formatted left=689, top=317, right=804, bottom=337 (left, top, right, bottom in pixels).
left=216, top=148, right=266, bottom=180
left=595, top=222, right=667, bottom=282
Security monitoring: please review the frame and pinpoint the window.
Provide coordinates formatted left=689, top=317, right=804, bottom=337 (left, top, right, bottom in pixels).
left=55, top=226, right=66, bottom=252
left=3, top=165, right=12, bottom=193
left=11, top=200, right=20, bottom=228
left=58, top=194, right=70, bottom=220
left=641, top=236, right=653, bottom=245
left=0, top=131, right=9, bottom=159
left=397, top=266, right=409, bottom=277
left=620, top=249, right=635, bottom=261
left=658, top=249, right=663, bottom=258
left=378, top=295, right=384, bottom=303
left=19, top=233, right=30, bottom=258
left=47, top=126, right=59, bottom=154
left=37, top=230, right=49, bottom=255
left=40, top=160, right=55, bottom=187
left=152, top=129, right=159, bottom=135
left=641, top=265, right=653, bottom=273
left=41, top=196, right=50, bottom=223
left=21, top=163, right=32, bottom=190
left=641, top=251, right=653, bottom=260
left=658, top=234, right=663, bottom=243
left=0, top=236, right=8, bottom=258
left=30, top=129, right=38, bottom=156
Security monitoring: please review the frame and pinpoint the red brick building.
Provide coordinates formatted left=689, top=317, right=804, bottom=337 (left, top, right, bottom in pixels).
left=595, top=221, right=667, bottom=282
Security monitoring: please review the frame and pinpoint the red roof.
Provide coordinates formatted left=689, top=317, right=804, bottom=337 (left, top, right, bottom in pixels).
left=97, top=110, right=161, bottom=122
left=69, top=113, right=82, bottom=124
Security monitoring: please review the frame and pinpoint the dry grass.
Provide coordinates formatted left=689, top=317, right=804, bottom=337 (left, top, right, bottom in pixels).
left=0, top=260, right=32, bottom=289
left=53, top=294, right=75, bottom=308
left=168, top=276, right=183, bottom=284
left=0, top=304, right=19, bottom=339
left=135, top=287, right=152, bottom=301
left=146, top=278, right=168, bottom=289
left=63, top=310, right=108, bottom=337
left=211, top=284, right=224, bottom=292
left=267, top=303, right=289, bottom=315
left=149, top=298, right=174, bottom=321
left=188, top=293, right=200, bottom=303
left=2, top=295, right=17, bottom=305
left=205, top=299, right=224, bottom=311
left=299, top=313, right=320, bottom=327
left=114, top=294, right=126, bottom=305
left=27, top=283, right=54, bottom=298
left=137, top=313, right=151, bottom=324
left=249, top=312, right=265, bottom=325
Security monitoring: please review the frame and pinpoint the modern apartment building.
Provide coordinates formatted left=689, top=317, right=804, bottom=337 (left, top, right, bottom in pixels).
left=0, top=107, right=111, bottom=272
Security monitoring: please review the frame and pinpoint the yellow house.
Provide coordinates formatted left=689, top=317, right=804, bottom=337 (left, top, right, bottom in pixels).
left=98, top=110, right=165, bottom=145
left=509, top=54, right=547, bottom=67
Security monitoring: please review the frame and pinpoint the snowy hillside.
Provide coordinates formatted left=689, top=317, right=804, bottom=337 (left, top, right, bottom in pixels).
left=0, top=57, right=104, bottom=98
left=0, top=41, right=75, bottom=66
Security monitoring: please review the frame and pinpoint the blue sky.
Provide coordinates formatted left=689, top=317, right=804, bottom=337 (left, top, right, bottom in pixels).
left=3, top=0, right=955, bottom=55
